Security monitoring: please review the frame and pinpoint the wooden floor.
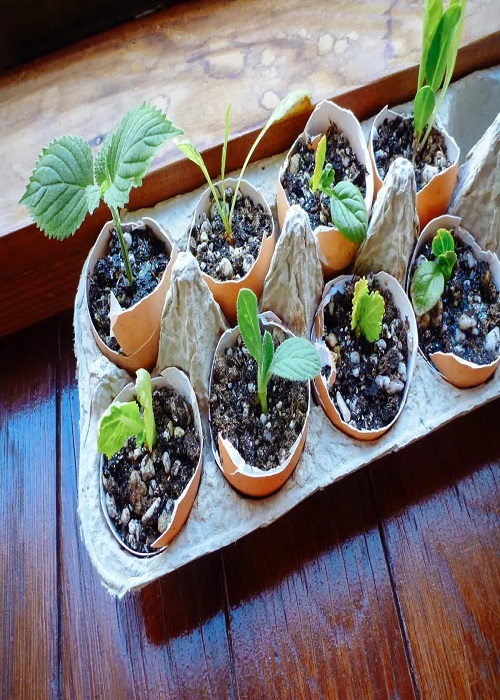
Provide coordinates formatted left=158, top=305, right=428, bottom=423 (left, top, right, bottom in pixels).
left=1, top=311, right=499, bottom=698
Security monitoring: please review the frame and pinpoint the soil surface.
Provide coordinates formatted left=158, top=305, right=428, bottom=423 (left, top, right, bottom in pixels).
left=373, top=113, right=450, bottom=191
left=88, top=223, right=168, bottom=352
left=210, top=327, right=309, bottom=472
left=322, top=276, right=409, bottom=431
left=189, top=187, right=273, bottom=281
left=412, top=231, right=500, bottom=365
left=281, top=122, right=367, bottom=230
left=102, top=387, right=200, bottom=554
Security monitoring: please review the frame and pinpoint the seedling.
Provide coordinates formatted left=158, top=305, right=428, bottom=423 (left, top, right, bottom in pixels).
left=351, top=278, right=385, bottom=343
left=309, top=134, right=368, bottom=244
left=98, top=369, right=157, bottom=458
left=178, top=90, right=311, bottom=245
left=20, top=102, right=182, bottom=286
left=411, top=228, right=457, bottom=316
left=413, top=0, right=466, bottom=155
left=237, top=289, right=321, bottom=415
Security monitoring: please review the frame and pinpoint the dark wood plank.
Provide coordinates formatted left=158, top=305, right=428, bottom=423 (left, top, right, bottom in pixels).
left=57, top=311, right=235, bottom=699
left=370, top=400, right=500, bottom=699
left=222, top=469, right=416, bottom=699
left=0, top=318, right=59, bottom=698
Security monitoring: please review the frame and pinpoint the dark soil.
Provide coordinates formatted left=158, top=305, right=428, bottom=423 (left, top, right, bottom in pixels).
left=189, top=187, right=273, bottom=281
left=322, top=276, right=409, bottom=431
left=102, top=387, right=201, bottom=554
left=373, top=113, right=450, bottom=191
left=281, top=122, right=367, bottom=230
left=210, top=327, right=309, bottom=472
left=88, top=223, right=168, bottom=352
left=412, top=231, right=500, bottom=365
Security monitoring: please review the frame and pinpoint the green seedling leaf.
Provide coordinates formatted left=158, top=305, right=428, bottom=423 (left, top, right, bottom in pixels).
left=97, top=400, right=145, bottom=458
left=425, top=4, right=462, bottom=92
left=418, top=0, right=443, bottom=89
left=135, top=369, right=156, bottom=452
left=270, top=337, right=321, bottom=381
left=432, top=227, right=455, bottom=256
left=237, top=289, right=262, bottom=365
left=265, top=90, right=312, bottom=129
left=262, top=331, right=274, bottom=384
left=309, top=135, right=327, bottom=192
left=330, top=181, right=368, bottom=244
left=102, top=102, right=183, bottom=210
left=221, top=103, right=231, bottom=210
left=20, top=135, right=95, bottom=239
left=411, top=260, right=445, bottom=315
left=351, top=278, right=385, bottom=342
left=414, top=86, right=435, bottom=139
left=319, top=163, right=336, bottom=194
left=437, top=250, right=457, bottom=282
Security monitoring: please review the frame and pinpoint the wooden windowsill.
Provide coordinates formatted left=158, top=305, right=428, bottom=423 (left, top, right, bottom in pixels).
left=0, top=0, right=498, bottom=336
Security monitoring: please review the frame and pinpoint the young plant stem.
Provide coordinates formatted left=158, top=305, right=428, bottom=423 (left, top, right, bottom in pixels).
left=111, top=206, right=134, bottom=286
left=257, top=362, right=268, bottom=415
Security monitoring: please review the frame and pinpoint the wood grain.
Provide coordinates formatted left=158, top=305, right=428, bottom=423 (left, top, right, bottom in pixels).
left=370, top=400, right=500, bottom=698
left=222, top=470, right=416, bottom=699
left=57, top=312, right=235, bottom=699
left=0, top=318, right=59, bottom=698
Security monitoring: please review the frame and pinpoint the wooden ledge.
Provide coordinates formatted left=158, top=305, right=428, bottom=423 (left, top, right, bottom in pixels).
left=0, top=0, right=498, bottom=336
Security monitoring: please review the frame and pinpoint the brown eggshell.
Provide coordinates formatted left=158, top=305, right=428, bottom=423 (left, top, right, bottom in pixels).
left=100, top=367, right=203, bottom=556
left=209, top=313, right=312, bottom=497
left=277, top=100, right=374, bottom=278
left=86, top=217, right=177, bottom=373
left=189, top=178, right=275, bottom=325
left=311, top=272, right=418, bottom=440
left=369, top=106, right=459, bottom=229
left=408, top=214, right=500, bottom=388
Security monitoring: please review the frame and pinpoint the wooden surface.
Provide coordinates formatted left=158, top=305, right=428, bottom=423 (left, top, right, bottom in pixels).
left=2, top=311, right=499, bottom=698
left=0, top=0, right=499, bottom=336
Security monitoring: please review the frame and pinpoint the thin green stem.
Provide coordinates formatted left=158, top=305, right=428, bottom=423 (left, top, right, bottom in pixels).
left=228, top=123, right=270, bottom=229
left=257, top=361, right=268, bottom=415
left=111, top=206, right=134, bottom=286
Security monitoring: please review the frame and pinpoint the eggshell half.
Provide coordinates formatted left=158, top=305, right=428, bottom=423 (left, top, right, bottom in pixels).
left=86, top=217, right=177, bottom=373
left=188, top=178, right=275, bottom=325
left=277, top=100, right=374, bottom=277
left=369, top=106, right=459, bottom=229
left=408, top=214, right=500, bottom=388
left=209, top=313, right=311, bottom=497
left=311, top=272, right=418, bottom=440
left=100, top=367, right=203, bottom=556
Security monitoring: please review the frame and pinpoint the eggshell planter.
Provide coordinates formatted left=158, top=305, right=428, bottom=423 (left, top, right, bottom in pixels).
left=369, top=106, right=459, bottom=230
left=408, top=214, right=500, bottom=389
left=311, top=272, right=418, bottom=441
left=209, top=312, right=311, bottom=498
left=277, top=100, right=374, bottom=277
left=100, top=367, right=203, bottom=557
left=188, top=177, right=275, bottom=325
left=85, top=216, right=177, bottom=374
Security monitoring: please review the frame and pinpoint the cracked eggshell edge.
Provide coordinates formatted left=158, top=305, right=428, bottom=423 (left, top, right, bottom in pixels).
left=311, top=272, right=418, bottom=441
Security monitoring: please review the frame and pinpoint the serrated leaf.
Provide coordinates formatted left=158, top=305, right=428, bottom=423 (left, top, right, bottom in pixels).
left=262, top=331, right=274, bottom=384
left=425, top=4, right=462, bottom=92
left=411, top=260, right=445, bottom=315
left=432, top=228, right=455, bottom=256
left=310, top=134, right=327, bottom=192
left=270, top=337, right=321, bottom=381
left=418, top=0, right=443, bottom=89
left=135, top=369, right=156, bottom=451
left=330, top=181, right=368, bottom=244
left=358, top=291, right=385, bottom=342
left=20, top=135, right=95, bottom=239
left=86, top=185, right=101, bottom=214
left=414, top=86, right=435, bottom=138
left=94, top=132, right=112, bottom=189
left=237, top=289, right=262, bottom=365
left=102, top=102, right=183, bottom=209
left=97, top=400, right=144, bottom=458
left=351, top=278, right=369, bottom=332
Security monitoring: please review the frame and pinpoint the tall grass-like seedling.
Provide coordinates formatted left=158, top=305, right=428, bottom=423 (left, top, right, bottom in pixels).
left=98, top=369, right=157, bottom=458
left=178, top=91, right=311, bottom=245
left=21, top=103, right=182, bottom=286
left=237, top=289, right=321, bottom=415
left=309, top=135, right=368, bottom=244
left=413, top=0, right=466, bottom=155
left=411, top=228, right=457, bottom=315
left=351, top=278, right=385, bottom=343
